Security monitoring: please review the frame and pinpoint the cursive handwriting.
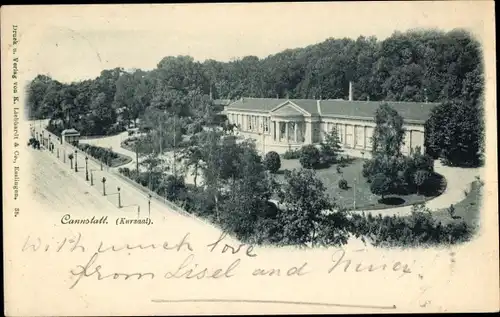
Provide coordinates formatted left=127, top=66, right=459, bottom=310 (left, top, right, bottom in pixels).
left=328, top=249, right=412, bottom=275
left=97, top=232, right=193, bottom=253
left=69, top=252, right=155, bottom=289
left=164, top=254, right=241, bottom=280
left=206, top=232, right=257, bottom=257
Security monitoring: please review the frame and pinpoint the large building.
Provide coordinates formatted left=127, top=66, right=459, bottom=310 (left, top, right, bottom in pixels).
left=224, top=85, right=438, bottom=158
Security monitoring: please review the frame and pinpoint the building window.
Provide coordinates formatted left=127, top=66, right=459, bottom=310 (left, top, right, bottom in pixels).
left=264, top=117, right=269, bottom=133
left=248, top=115, right=252, bottom=130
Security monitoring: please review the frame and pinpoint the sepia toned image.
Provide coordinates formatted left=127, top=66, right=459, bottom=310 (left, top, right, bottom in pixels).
left=2, top=2, right=498, bottom=316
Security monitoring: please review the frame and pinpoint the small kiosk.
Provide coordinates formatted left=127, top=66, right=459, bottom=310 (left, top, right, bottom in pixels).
left=61, top=128, right=81, bottom=144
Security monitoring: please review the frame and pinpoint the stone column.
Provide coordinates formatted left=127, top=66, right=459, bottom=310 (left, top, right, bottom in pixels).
left=276, top=121, right=281, bottom=141
left=408, top=130, right=413, bottom=154
left=294, top=122, right=298, bottom=143
left=285, top=122, right=289, bottom=142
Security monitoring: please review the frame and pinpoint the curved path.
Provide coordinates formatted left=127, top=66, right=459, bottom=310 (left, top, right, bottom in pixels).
left=80, top=132, right=483, bottom=217
left=80, top=132, right=202, bottom=185
left=357, top=161, right=483, bottom=217
left=80, top=132, right=138, bottom=170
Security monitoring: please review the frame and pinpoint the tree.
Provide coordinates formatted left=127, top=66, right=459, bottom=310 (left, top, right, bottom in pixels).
left=277, top=169, right=334, bottom=246
left=371, top=103, right=405, bottom=158
left=370, top=173, right=392, bottom=200
left=182, top=144, right=203, bottom=188
left=219, top=143, right=274, bottom=241
left=139, top=150, right=164, bottom=190
left=299, top=145, right=320, bottom=169
left=320, top=126, right=343, bottom=165
left=263, top=151, right=281, bottom=173
left=413, top=170, right=431, bottom=194
left=425, top=100, right=482, bottom=167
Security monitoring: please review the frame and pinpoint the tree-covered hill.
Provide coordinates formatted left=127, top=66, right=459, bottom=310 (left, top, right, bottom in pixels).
left=26, top=28, right=483, bottom=165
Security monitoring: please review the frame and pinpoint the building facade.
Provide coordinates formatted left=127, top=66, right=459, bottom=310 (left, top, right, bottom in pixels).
left=224, top=97, right=437, bottom=158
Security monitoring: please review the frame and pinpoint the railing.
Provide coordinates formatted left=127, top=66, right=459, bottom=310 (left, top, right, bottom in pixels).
left=39, top=126, right=223, bottom=233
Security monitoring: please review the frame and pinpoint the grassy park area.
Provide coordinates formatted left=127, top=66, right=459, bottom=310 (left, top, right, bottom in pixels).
left=432, top=180, right=482, bottom=227
left=275, top=157, right=446, bottom=211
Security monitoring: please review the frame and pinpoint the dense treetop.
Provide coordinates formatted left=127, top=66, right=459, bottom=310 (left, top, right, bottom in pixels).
left=26, top=28, right=483, bottom=167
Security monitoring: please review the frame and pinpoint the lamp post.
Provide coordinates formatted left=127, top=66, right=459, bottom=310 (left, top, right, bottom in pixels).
left=85, top=157, right=89, bottom=181
left=90, top=170, right=94, bottom=186
left=353, top=177, right=357, bottom=210
left=57, top=148, right=59, bottom=158
left=63, top=148, right=66, bottom=163
left=148, top=194, right=152, bottom=218
left=100, top=159, right=103, bottom=171
left=74, top=150, right=78, bottom=172
left=49, top=135, right=52, bottom=152
left=117, top=187, right=121, bottom=208
left=102, top=177, right=106, bottom=196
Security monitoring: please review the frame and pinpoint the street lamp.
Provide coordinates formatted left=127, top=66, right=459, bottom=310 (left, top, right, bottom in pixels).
left=57, top=148, right=59, bottom=158
left=102, top=177, right=106, bottom=196
left=74, top=150, right=78, bottom=172
left=90, top=169, right=94, bottom=186
left=85, top=157, right=89, bottom=181
left=353, top=177, right=357, bottom=210
left=117, top=187, right=121, bottom=208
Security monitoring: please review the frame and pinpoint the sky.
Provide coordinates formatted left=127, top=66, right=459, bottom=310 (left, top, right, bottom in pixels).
left=8, top=2, right=494, bottom=83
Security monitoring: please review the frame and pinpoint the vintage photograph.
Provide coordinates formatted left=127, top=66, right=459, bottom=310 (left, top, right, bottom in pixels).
left=25, top=12, right=485, bottom=248
left=2, top=2, right=498, bottom=315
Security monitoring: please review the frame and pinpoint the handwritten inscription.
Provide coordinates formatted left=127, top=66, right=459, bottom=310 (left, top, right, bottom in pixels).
left=21, top=232, right=415, bottom=290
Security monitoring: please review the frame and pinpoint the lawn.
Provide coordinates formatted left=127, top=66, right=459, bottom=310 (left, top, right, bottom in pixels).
left=275, top=157, right=446, bottom=211
left=431, top=180, right=482, bottom=227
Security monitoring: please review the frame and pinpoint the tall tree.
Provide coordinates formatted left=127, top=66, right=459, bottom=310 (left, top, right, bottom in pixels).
left=278, top=169, right=334, bottom=246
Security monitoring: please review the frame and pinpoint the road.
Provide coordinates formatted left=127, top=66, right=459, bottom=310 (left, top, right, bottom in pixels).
left=29, top=121, right=233, bottom=244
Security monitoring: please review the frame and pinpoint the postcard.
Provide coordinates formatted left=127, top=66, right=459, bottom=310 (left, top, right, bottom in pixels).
left=2, top=2, right=498, bottom=315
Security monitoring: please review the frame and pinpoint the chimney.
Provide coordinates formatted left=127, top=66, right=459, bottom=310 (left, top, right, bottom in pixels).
left=349, top=81, right=353, bottom=101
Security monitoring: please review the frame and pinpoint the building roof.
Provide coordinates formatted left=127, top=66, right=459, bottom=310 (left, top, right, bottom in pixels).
left=61, top=128, right=80, bottom=135
left=318, top=100, right=438, bottom=123
left=226, top=97, right=438, bottom=123
left=213, top=99, right=232, bottom=106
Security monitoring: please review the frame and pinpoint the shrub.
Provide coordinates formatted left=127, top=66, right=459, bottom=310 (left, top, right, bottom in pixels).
left=362, top=160, right=375, bottom=180
left=264, top=151, right=281, bottom=173
left=338, top=179, right=348, bottom=190
left=161, top=174, right=187, bottom=202
left=283, top=148, right=301, bottom=159
left=370, top=173, right=392, bottom=199
left=336, top=166, right=342, bottom=174
left=413, top=169, right=431, bottom=193
left=448, top=204, right=456, bottom=218
left=299, top=145, right=320, bottom=169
